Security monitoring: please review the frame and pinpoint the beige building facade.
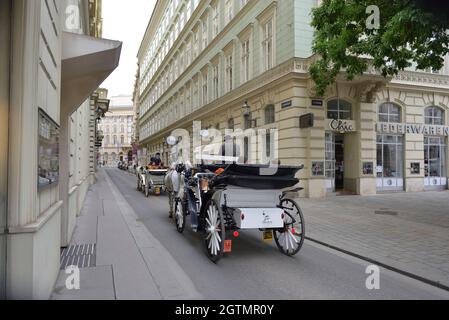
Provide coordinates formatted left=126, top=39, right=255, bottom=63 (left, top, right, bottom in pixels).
left=136, top=0, right=449, bottom=198
left=98, top=95, right=135, bottom=166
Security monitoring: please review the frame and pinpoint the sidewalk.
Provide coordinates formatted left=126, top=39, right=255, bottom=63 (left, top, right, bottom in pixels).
left=51, top=169, right=201, bottom=300
left=300, top=191, right=449, bottom=288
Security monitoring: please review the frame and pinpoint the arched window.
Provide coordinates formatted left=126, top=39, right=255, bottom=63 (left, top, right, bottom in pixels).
left=327, top=99, right=352, bottom=120
left=379, top=102, right=401, bottom=123
left=264, top=104, right=275, bottom=124
left=425, top=106, right=444, bottom=125
left=227, top=118, right=234, bottom=130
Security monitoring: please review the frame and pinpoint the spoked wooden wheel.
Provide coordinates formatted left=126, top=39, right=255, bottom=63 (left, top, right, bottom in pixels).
left=137, top=178, right=141, bottom=191
left=204, top=199, right=225, bottom=263
left=174, top=198, right=185, bottom=233
left=274, top=198, right=305, bottom=256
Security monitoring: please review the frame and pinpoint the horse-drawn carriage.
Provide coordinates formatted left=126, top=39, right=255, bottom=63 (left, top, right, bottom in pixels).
left=137, top=166, right=168, bottom=197
left=165, top=162, right=305, bottom=262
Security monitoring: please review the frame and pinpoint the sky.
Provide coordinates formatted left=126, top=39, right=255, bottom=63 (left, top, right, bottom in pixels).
left=100, top=0, right=156, bottom=98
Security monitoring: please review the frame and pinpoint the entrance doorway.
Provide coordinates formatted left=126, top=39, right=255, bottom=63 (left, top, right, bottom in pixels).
left=325, top=132, right=345, bottom=192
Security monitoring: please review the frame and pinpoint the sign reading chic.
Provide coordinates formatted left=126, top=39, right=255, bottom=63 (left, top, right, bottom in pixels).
left=328, top=119, right=356, bottom=132
left=376, top=123, right=449, bottom=136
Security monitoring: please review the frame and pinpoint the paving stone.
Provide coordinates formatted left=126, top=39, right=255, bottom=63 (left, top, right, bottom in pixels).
left=300, top=191, right=449, bottom=287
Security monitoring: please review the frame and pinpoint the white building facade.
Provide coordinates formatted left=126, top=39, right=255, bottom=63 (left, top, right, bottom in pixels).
left=0, top=0, right=121, bottom=299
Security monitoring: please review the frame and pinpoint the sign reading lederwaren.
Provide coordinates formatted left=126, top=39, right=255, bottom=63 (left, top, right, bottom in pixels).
left=376, top=123, right=449, bottom=136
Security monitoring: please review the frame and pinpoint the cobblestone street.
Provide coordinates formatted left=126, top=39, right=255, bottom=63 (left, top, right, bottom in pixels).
left=301, top=191, right=449, bottom=288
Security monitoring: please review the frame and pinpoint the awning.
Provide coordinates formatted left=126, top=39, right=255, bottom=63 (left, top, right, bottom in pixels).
left=61, top=32, right=122, bottom=115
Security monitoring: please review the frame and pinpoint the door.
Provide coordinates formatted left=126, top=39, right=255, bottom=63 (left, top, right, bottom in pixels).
left=424, top=136, right=447, bottom=189
left=334, top=134, right=344, bottom=189
left=0, top=0, right=11, bottom=299
left=325, top=132, right=345, bottom=192
left=376, top=134, right=404, bottom=191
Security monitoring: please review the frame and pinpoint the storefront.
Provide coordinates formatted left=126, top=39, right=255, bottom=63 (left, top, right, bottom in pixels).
left=375, top=104, right=449, bottom=193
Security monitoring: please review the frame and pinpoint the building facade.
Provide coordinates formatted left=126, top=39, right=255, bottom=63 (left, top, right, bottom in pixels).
left=136, top=0, right=449, bottom=198
left=98, top=95, right=135, bottom=166
left=0, top=0, right=121, bottom=299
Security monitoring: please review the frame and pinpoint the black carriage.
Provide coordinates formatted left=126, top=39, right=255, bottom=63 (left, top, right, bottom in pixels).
left=171, top=163, right=305, bottom=262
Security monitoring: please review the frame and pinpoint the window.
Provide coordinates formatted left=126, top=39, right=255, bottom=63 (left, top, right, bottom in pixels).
left=241, top=39, right=251, bottom=82
left=186, top=39, right=192, bottom=67
left=424, top=136, right=446, bottom=178
left=225, top=0, right=233, bottom=25
left=113, top=135, right=117, bottom=145
left=212, top=3, right=220, bottom=38
left=378, top=102, right=401, bottom=123
left=264, top=105, right=275, bottom=124
left=202, top=72, right=208, bottom=105
left=193, top=78, right=199, bottom=108
left=121, top=124, right=124, bottom=133
left=113, top=124, right=117, bottom=133
left=202, top=18, right=208, bottom=49
left=213, top=64, right=219, bottom=99
left=425, top=106, right=444, bottom=125
left=193, top=28, right=199, bottom=57
left=228, top=118, right=234, bottom=130
left=262, top=18, right=274, bottom=71
left=244, top=137, right=250, bottom=163
left=244, top=112, right=252, bottom=129
left=225, top=54, right=233, bottom=93
left=265, top=131, right=273, bottom=159
left=121, top=135, right=125, bottom=145
left=327, top=99, right=352, bottom=120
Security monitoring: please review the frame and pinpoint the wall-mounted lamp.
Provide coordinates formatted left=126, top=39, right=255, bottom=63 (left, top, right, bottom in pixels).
left=242, top=101, right=257, bottom=128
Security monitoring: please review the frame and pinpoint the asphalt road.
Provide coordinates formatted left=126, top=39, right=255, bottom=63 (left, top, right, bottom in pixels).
left=106, top=168, right=449, bottom=300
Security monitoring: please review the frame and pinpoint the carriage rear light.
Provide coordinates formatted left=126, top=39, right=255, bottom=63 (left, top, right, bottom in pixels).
left=233, top=231, right=239, bottom=238
left=291, top=228, right=296, bottom=234
left=241, top=214, right=245, bottom=221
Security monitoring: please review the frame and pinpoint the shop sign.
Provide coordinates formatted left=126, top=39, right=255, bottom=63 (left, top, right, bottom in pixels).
left=376, top=123, right=449, bottom=136
left=328, top=119, right=356, bottom=132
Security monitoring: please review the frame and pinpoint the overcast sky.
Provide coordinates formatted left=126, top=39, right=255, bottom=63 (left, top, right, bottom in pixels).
left=100, top=0, right=156, bottom=98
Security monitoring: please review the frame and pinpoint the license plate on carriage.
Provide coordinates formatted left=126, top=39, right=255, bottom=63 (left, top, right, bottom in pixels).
left=224, top=240, right=232, bottom=253
left=263, top=231, right=273, bottom=242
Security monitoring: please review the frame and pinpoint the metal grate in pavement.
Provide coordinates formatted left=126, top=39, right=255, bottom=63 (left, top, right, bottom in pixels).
left=60, top=244, right=96, bottom=269
left=374, top=210, right=398, bottom=216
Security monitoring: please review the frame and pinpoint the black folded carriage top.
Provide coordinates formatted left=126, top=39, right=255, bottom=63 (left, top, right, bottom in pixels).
left=208, top=164, right=302, bottom=190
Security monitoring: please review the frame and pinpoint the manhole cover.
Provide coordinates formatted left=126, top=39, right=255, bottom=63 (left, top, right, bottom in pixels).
left=60, top=244, right=96, bottom=269
left=374, top=210, right=398, bottom=216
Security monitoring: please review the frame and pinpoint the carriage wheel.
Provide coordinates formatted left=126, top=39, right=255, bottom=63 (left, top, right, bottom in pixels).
left=174, top=198, right=185, bottom=233
left=203, top=199, right=225, bottom=263
left=274, top=198, right=305, bottom=256
left=137, top=178, right=141, bottom=191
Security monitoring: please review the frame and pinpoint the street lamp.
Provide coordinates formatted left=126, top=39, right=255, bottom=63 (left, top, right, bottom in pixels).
left=242, top=100, right=257, bottom=128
